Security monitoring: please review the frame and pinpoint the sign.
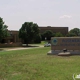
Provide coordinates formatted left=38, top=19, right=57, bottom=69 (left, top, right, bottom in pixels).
left=51, top=37, right=80, bottom=50
left=51, top=38, right=58, bottom=45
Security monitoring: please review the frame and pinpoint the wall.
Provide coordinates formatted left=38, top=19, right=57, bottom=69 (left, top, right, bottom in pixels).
left=39, top=26, right=68, bottom=35
left=0, top=43, right=22, bottom=48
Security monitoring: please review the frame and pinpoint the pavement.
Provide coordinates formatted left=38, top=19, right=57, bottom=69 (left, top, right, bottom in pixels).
left=0, top=45, right=44, bottom=51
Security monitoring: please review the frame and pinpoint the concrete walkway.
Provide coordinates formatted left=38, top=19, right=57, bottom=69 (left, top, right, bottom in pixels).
left=0, top=45, right=44, bottom=51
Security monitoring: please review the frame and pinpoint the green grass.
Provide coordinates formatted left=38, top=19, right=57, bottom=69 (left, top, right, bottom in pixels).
left=0, top=47, right=80, bottom=80
left=32, top=41, right=46, bottom=45
left=41, top=41, right=46, bottom=45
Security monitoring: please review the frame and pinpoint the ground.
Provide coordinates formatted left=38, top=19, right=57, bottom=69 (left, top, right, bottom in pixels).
left=0, top=46, right=80, bottom=80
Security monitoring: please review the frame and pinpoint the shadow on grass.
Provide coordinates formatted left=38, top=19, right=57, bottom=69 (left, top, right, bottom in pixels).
left=22, top=43, right=42, bottom=47
left=23, top=45, right=39, bottom=48
left=0, top=49, right=4, bottom=51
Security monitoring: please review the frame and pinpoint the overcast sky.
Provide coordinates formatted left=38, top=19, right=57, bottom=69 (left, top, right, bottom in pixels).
left=0, top=0, right=80, bottom=30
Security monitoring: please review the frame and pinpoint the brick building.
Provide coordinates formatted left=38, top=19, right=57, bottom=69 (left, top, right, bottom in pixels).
left=2, top=30, right=21, bottom=43
left=2, top=26, right=68, bottom=43
left=39, top=26, right=68, bottom=35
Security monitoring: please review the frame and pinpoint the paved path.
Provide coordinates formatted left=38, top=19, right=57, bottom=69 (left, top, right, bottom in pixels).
left=0, top=45, right=44, bottom=51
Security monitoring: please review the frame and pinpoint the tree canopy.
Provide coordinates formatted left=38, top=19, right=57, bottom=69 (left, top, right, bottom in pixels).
left=0, top=17, right=8, bottom=42
left=19, top=22, right=40, bottom=45
left=55, top=32, right=63, bottom=37
left=67, top=28, right=80, bottom=37
left=42, top=30, right=54, bottom=40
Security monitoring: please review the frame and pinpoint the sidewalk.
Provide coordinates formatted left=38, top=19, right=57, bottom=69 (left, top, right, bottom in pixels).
left=0, top=45, right=44, bottom=51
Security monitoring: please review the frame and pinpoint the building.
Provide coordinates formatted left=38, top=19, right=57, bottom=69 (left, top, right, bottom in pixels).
left=0, top=30, right=21, bottom=47
left=1, top=26, right=68, bottom=43
left=0, top=26, right=69, bottom=47
left=39, top=26, right=68, bottom=35
left=2, top=30, right=21, bottom=43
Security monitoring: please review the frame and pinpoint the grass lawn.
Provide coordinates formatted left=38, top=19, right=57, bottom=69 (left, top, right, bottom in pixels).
left=0, top=47, right=80, bottom=80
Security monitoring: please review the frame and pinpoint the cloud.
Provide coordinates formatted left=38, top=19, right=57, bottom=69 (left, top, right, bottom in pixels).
left=60, top=15, right=72, bottom=19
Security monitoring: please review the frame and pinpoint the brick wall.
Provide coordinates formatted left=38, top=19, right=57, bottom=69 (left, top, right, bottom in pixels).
left=39, top=26, right=68, bottom=35
left=0, top=43, right=22, bottom=48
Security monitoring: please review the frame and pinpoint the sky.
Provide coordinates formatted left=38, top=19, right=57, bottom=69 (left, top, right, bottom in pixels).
left=0, top=0, right=80, bottom=31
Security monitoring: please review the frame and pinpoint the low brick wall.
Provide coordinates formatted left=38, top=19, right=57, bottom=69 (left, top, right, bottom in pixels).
left=0, top=43, right=22, bottom=48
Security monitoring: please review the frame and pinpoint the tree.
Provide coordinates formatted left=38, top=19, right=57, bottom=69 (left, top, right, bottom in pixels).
left=0, top=17, right=8, bottom=43
left=66, top=32, right=76, bottom=37
left=19, top=22, right=40, bottom=46
left=34, top=34, right=42, bottom=43
left=41, top=33, right=45, bottom=40
left=42, top=30, right=55, bottom=40
left=55, top=32, right=63, bottom=37
left=68, top=28, right=80, bottom=36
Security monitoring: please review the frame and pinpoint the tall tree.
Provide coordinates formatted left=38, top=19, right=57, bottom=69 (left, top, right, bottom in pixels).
left=34, top=34, right=42, bottom=43
left=0, top=17, right=8, bottom=42
left=19, top=22, right=40, bottom=46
